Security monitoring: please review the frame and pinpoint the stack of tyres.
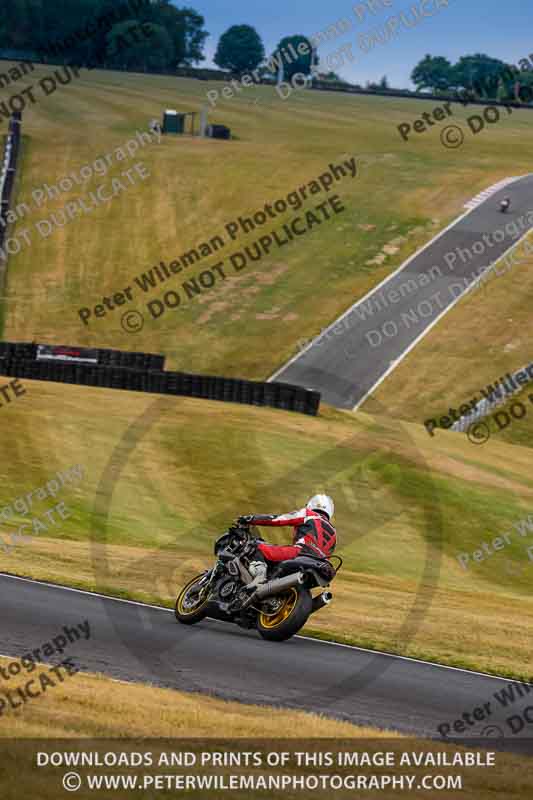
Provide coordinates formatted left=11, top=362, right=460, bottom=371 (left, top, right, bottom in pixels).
left=0, top=341, right=321, bottom=415
left=130, top=369, right=145, bottom=391
left=147, top=371, right=164, bottom=394
left=222, top=379, right=234, bottom=402
left=207, top=376, right=217, bottom=400
left=191, top=375, right=202, bottom=397
left=163, top=371, right=180, bottom=395
left=277, top=383, right=294, bottom=411
left=293, top=389, right=308, bottom=414
left=3, top=355, right=11, bottom=377
left=196, top=375, right=206, bottom=398
left=97, top=368, right=108, bottom=388
left=230, top=380, right=242, bottom=403
left=306, top=391, right=320, bottom=416
left=204, top=376, right=217, bottom=400
left=98, top=348, right=165, bottom=372
left=73, top=364, right=85, bottom=385
left=178, top=374, right=191, bottom=397
left=263, top=383, right=277, bottom=408
left=15, top=342, right=37, bottom=360
left=139, top=371, right=149, bottom=392
left=158, top=371, right=169, bottom=393
left=239, top=381, right=252, bottom=405
left=251, top=382, right=264, bottom=407
left=110, top=368, right=123, bottom=390
left=63, top=364, right=76, bottom=383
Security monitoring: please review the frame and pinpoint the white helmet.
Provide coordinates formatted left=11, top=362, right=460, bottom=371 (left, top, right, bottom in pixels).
left=307, top=494, right=334, bottom=520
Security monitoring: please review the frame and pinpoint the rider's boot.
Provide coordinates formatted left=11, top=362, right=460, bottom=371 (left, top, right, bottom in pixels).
left=247, top=561, right=268, bottom=589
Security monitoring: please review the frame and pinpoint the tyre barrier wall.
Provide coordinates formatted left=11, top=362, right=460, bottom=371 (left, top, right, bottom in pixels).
left=0, top=113, right=22, bottom=252
left=0, top=342, right=321, bottom=416
left=0, top=341, right=165, bottom=372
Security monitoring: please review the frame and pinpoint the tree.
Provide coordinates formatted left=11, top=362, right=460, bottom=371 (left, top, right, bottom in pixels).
left=366, top=77, right=390, bottom=91
left=452, top=54, right=515, bottom=99
left=269, top=35, right=316, bottom=82
left=161, top=5, right=208, bottom=66
left=3, top=0, right=208, bottom=70
left=214, top=24, right=264, bottom=75
left=318, top=71, right=342, bottom=82
left=411, top=55, right=453, bottom=92
left=106, top=21, right=173, bottom=71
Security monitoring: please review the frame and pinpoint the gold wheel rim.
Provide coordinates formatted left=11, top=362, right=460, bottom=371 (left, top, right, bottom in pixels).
left=259, top=588, right=298, bottom=629
left=177, top=577, right=210, bottom=616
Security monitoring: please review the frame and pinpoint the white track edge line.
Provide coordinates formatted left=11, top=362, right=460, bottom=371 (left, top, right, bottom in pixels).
left=296, top=635, right=532, bottom=686
left=1, top=572, right=529, bottom=686
left=0, top=572, right=174, bottom=613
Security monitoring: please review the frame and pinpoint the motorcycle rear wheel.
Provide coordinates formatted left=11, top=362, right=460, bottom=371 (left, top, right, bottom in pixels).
left=175, top=574, right=211, bottom=625
left=257, top=586, right=312, bottom=642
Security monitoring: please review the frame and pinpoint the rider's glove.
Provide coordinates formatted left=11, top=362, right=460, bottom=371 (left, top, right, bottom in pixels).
left=237, top=515, right=254, bottom=525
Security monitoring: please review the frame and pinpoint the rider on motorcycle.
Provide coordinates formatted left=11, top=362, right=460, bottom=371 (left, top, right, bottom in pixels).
left=238, top=494, right=336, bottom=588
left=500, top=196, right=511, bottom=213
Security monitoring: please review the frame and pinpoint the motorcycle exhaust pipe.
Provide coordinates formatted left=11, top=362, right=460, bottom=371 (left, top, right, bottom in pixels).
left=311, top=591, right=333, bottom=613
left=254, top=571, right=304, bottom=600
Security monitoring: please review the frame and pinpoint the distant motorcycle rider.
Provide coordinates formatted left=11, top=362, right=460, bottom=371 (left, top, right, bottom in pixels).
left=238, top=494, right=337, bottom=588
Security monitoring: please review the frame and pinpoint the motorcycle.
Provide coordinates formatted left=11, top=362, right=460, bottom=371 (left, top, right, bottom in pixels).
left=500, top=198, right=511, bottom=213
left=175, top=521, right=341, bottom=641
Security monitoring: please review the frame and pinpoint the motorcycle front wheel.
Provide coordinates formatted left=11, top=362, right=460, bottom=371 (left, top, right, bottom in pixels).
left=175, top=574, right=211, bottom=625
left=257, top=586, right=312, bottom=642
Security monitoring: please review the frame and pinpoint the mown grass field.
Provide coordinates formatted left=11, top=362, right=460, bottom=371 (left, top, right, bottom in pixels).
left=1, top=64, right=532, bottom=689
left=0, top=382, right=532, bottom=681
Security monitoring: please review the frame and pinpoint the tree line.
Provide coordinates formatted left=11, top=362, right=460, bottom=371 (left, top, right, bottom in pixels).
left=411, top=53, right=533, bottom=101
left=2, top=2, right=531, bottom=102
left=0, top=0, right=208, bottom=71
left=0, top=3, right=327, bottom=83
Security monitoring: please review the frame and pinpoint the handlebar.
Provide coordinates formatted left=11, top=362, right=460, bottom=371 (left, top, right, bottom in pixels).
left=228, top=523, right=251, bottom=536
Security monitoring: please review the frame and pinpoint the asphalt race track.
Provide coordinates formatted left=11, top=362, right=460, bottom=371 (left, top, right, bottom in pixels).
left=2, top=573, right=532, bottom=751
left=271, top=176, right=533, bottom=409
